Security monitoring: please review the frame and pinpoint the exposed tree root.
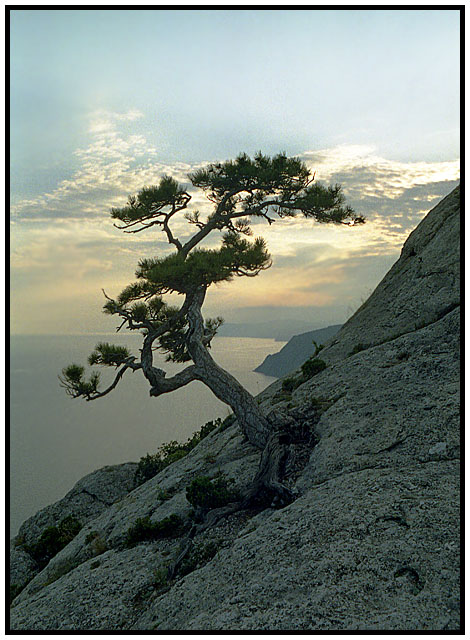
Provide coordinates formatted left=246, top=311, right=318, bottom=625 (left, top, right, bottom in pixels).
left=168, top=408, right=317, bottom=579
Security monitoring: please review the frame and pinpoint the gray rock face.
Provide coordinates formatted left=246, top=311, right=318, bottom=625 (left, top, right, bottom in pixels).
left=9, top=187, right=460, bottom=631
left=10, top=462, right=137, bottom=598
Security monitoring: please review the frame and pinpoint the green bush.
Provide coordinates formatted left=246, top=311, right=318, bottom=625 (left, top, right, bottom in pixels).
left=186, top=474, right=238, bottom=510
left=179, top=540, right=222, bottom=577
left=25, top=515, right=82, bottom=568
left=282, top=376, right=300, bottom=393
left=300, top=357, right=327, bottom=380
left=125, top=514, right=185, bottom=548
left=153, top=567, right=169, bottom=588
left=134, top=418, right=223, bottom=486
left=349, top=343, right=368, bottom=356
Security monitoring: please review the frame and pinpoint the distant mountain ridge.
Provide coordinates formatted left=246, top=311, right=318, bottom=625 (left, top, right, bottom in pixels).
left=254, top=324, right=342, bottom=377
left=218, top=320, right=318, bottom=342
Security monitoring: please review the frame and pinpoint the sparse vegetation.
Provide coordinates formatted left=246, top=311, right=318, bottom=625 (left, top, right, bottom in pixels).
left=156, top=487, right=172, bottom=501
left=186, top=473, right=238, bottom=510
left=179, top=539, right=223, bottom=577
left=25, top=515, right=82, bottom=569
left=282, top=377, right=299, bottom=393
left=349, top=343, right=368, bottom=356
left=134, top=418, right=224, bottom=486
left=312, top=340, right=324, bottom=356
left=275, top=356, right=327, bottom=401
left=125, top=514, right=186, bottom=548
left=152, top=567, right=169, bottom=589
left=300, top=357, right=327, bottom=379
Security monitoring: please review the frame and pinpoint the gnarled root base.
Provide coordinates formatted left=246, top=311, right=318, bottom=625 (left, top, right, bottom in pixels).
left=168, top=427, right=296, bottom=579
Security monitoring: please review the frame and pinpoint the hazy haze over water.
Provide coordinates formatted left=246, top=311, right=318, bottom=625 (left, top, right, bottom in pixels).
left=10, top=334, right=281, bottom=536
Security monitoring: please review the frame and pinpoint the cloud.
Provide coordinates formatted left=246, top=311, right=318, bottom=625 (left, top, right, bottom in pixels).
left=300, top=145, right=459, bottom=237
left=11, top=117, right=459, bottom=242
left=10, top=112, right=460, bottom=334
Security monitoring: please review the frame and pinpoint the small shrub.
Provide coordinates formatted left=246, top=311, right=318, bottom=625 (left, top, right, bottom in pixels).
left=125, top=514, right=185, bottom=548
left=179, top=540, right=222, bottom=577
left=153, top=567, right=168, bottom=588
left=134, top=453, right=165, bottom=486
left=134, top=418, right=223, bottom=486
left=300, top=357, right=327, bottom=380
left=186, top=473, right=238, bottom=510
left=282, top=377, right=300, bottom=393
left=349, top=343, right=368, bottom=356
left=312, top=340, right=324, bottom=356
left=25, top=515, right=82, bottom=569
left=156, top=487, right=172, bottom=501
left=85, top=531, right=98, bottom=545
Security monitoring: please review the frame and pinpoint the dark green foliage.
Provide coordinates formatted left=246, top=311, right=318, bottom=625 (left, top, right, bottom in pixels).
left=188, top=152, right=365, bottom=225
left=312, top=340, right=324, bottom=356
left=59, top=364, right=101, bottom=398
left=178, top=540, right=222, bottom=577
left=125, top=514, right=185, bottom=547
left=110, top=176, right=189, bottom=225
left=153, top=567, right=169, bottom=588
left=186, top=473, right=238, bottom=510
left=135, top=233, right=271, bottom=296
left=25, top=516, right=82, bottom=568
left=276, top=358, right=327, bottom=400
left=134, top=418, right=223, bottom=486
left=300, top=357, right=327, bottom=379
left=61, top=152, right=362, bottom=397
left=88, top=342, right=131, bottom=367
left=349, top=343, right=368, bottom=356
left=282, top=376, right=301, bottom=393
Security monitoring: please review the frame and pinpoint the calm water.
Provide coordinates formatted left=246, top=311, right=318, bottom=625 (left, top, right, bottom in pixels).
left=10, top=334, right=282, bottom=536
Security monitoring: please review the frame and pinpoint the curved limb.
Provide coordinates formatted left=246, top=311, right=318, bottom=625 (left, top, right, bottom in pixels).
left=59, top=359, right=141, bottom=401
left=148, top=365, right=202, bottom=397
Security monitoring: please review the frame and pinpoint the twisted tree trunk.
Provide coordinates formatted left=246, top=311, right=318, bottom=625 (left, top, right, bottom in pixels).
left=185, top=287, right=296, bottom=503
left=186, top=288, right=271, bottom=449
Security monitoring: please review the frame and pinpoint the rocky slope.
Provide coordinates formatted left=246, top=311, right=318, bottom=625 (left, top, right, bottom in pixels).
left=254, top=324, right=342, bottom=377
left=9, top=186, right=460, bottom=631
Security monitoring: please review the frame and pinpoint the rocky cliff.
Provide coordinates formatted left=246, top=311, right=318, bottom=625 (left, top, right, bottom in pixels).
left=9, top=186, right=460, bottom=631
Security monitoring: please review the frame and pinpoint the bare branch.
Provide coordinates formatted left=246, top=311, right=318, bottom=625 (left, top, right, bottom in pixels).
left=149, top=364, right=202, bottom=398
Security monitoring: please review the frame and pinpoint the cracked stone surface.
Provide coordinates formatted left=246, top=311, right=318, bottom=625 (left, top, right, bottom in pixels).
left=10, top=187, right=460, bottom=631
left=10, top=462, right=138, bottom=595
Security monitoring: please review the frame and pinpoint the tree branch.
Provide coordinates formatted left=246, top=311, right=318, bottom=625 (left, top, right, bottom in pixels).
left=149, top=364, right=202, bottom=397
left=85, top=360, right=142, bottom=401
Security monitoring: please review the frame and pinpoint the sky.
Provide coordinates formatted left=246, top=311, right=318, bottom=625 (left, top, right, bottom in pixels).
left=10, top=8, right=461, bottom=336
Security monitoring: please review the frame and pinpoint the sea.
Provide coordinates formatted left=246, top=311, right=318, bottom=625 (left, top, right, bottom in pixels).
left=9, top=334, right=283, bottom=537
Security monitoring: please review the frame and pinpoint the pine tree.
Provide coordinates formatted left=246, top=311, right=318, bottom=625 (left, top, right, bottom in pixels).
left=60, top=152, right=364, bottom=515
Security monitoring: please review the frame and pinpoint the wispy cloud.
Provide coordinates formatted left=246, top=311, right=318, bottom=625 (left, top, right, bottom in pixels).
left=11, top=114, right=459, bottom=234
left=10, top=111, right=460, bottom=334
